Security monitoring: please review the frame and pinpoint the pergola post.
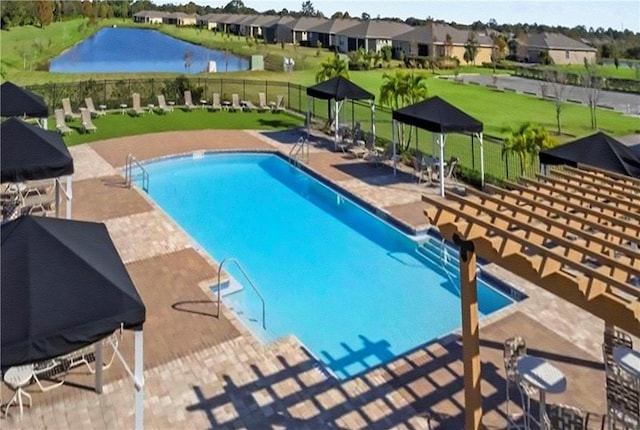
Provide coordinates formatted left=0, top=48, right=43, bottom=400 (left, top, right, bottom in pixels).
left=370, top=101, right=375, bottom=141
left=454, top=233, right=482, bottom=430
left=66, top=175, right=73, bottom=219
left=334, top=99, right=340, bottom=150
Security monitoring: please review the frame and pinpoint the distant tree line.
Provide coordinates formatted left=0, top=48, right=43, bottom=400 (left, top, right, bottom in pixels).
left=2, top=0, right=639, bottom=59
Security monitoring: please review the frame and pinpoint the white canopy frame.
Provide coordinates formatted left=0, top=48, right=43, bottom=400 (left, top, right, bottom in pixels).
left=54, top=176, right=73, bottom=219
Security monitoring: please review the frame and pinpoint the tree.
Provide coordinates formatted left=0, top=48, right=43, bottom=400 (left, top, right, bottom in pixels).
left=444, top=33, right=453, bottom=57
left=490, top=33, right=507, bottom=70
left=81, top=0, right=95, bottom=21
left=223, top=0, right=245, bottom=13
left=582, top=62, right=602, bottom=129
left=331, top=11, right=343, bottom=19
left=379, top=70, right=429, bottom=150
left=463, top=32, right=479, bottom=65
left=315, top=53, right=349, bottom=82
left=300, top=0, right=316, bottom=16
left=502, top=123, right=556, bottom=173
left=36, top=0, right=53, bottom=27
left=543, top=71, right=568, bottom=135
left=361, top=12, right=370, bottom=21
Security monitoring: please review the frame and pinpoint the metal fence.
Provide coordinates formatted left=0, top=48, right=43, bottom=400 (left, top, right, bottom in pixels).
left=28, top=77, right=539, bottom=181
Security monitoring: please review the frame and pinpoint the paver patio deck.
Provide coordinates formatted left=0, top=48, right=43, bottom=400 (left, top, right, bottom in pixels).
left=2, top=129, right=611, bottom=429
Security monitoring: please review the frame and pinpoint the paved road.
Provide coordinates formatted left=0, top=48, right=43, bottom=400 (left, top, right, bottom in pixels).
left=458, top=74, right=640, bottom=116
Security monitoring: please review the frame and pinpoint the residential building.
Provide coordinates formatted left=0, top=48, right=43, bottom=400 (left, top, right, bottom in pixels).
left=307, top=19, right=361, bottom=49
left=132, top=10, right=167, bottom=24
left=163, top=12, right=197, bottom=27
left=517, top=32, right=597, bottom=64
left=334, top=20, right=414, bottom=53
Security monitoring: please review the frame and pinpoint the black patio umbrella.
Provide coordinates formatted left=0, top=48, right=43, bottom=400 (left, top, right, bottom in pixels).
left=0, top=81, right=48, bottom=118
left=1, top=215, right=146, bottom=368
left=1, top=117, right=74, bottom=183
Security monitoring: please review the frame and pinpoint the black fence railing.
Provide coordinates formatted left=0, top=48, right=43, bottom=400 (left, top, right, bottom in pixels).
left=28, top=77, right=539, bottom=181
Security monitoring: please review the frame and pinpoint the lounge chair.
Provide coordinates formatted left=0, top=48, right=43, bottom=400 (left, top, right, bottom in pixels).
left=85, top=97, right=106, bottom=117
left=54, top=108, right=73, bottom=134
left=209, top=93, right=222, bottom=111
left=80, top=108, right=97, bottom=133
left=348, top=132, right=373, bottom=159
left=272, top=95, right=285, bottom=113
left=365, top=143, right=396, bottom=166
left=157, top=95, right=173, bottom=114
left=61, top=97, right=80, bottom=120
left=243, top=99, right=257, bottom=111
left=131, top=93, right=145, bottom=116
left=257, top=92, right=269, bottom=112
left=183, top=90, right=196, bottom=110
left=230, top=93, right=242, bottom=112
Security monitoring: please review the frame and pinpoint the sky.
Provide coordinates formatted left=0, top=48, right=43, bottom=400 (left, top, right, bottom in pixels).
left=197, top=0, right=640, bottom=33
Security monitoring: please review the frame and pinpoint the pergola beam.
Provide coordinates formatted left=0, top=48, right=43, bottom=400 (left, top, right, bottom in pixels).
left=565, top=165, right=640, bottom=190
left=577, top=163, right=640, bottom=187
left=547, top=170, right=640, bottom=208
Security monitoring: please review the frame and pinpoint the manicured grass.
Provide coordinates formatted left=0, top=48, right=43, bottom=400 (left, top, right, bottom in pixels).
left=542, top=63, right=640, bottom=80
left=54, top=108, right=304, bottom=146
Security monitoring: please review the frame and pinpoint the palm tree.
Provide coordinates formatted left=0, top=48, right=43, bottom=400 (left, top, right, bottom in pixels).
left=502, top=122, right=556, bottom=174
left=380, top=70, right=429, bottom=150
left=315, top=53, right=349, bottom=83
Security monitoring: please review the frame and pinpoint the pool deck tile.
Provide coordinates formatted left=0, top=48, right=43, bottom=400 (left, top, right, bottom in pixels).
left=1, top=129, right=612, bottom=429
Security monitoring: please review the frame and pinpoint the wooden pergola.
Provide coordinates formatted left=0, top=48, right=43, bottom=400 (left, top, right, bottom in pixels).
left=421, top=164, right=640, bottom=430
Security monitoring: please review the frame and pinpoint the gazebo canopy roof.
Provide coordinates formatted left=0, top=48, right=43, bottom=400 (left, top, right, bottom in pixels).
left=0, top=81, right=48, bottom=118
left=392, top=96, right=483, bottom=133
left=423, top=165, right=640, bottom=336
left=306, top=76, right=374, bottom=101
left=539, top=131, right=640, bottom=178
left=1, top=215, right=146, bottom=368
left=1, top=117, right=74, bottom=182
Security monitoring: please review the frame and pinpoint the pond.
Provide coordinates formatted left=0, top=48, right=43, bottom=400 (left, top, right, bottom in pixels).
left=50, top=27, right=250, bottom=74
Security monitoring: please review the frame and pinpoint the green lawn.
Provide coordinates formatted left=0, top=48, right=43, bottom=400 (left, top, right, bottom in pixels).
left=543, top=63, right=640, bottom=80
left=55, top=108, right=304, bottom=146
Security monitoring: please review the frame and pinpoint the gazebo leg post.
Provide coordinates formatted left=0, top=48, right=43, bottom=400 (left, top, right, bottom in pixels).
left=392, top=120, right=397, bottom=175
left=66, top=175, right=73, bottom=219
left=479, top=132, right=485, bottom=189
left=134, top=330, right=144, bottom=430
left=454, top=234, right=483, bottom=430
left=306, top=96, right=311, bottom=140
left=439, top=133, right=445, bottom=197
left=55, top=179, right=60, bottom=218
left=95, top=342, right=103, bottom=394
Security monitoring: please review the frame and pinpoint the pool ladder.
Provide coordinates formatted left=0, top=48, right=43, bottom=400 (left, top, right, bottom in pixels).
left=289, top=136, right=309, bottom=166
left=440, top=239, right=461, bottom=297
left=216, top=258, right=266, bottom=330
left=124, top=154, right=149, bottom=193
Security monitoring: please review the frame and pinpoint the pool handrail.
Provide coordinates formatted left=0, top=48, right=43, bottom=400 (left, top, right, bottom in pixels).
left=216, top=258, right=266, bottom=330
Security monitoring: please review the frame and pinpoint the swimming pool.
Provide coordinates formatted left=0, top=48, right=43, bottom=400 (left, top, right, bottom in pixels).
left=141, top=153, right=516, bottom=379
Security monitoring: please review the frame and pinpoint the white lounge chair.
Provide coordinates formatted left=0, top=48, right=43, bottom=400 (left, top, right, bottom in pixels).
left=183, top=90, right=196, bottom=110
left=61, top=98, right=80, bottom=120
left=131, top=93, right=145, bottom=116
left=85, top=97, right=106, bottom=117
left=157, top=95, right=173, bottom=114
left=230, top=93, right=242, bottom=112
left=81, top=108, right=97, bottom=133
left=243, top=99, right=257, bottom=111
left=272, top=95, right=285, bottom=113
left=258, top=92, right=269, bottom=112
left=54, top=108, right=73, bottom=134
left=209, top=93, right=222, bottom=111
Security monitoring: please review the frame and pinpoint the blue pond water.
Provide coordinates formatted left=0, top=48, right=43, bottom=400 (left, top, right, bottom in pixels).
left=50, top=27, right=249, bottom=74
left=142, top=153, right=514, bottom=379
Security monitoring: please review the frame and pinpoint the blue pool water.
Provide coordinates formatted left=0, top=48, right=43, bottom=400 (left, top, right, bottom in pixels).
left=142, top=153, right=514, bottom=379
left=50, top=28, right=249, bottom=74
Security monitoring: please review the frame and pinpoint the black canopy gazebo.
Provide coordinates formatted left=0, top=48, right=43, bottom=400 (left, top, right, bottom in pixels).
left=392, top=96, right=484, bottom=196
left=1, top=215, right=146, bottom=428
left=0, top=81, right=49, bottom=128
left=306, top=76, right=375, bottom=149
left=1, top=117, right=74, bottom=218
left=539, top=131, right=640, bottom=178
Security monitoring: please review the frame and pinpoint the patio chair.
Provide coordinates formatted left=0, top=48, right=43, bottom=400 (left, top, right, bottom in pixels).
left=54, top=108, right=73, bottom=134
left=258, top=92, right=269, bottom=112
left=61, top=97, right=80, bottom=120
left=157, top=94, right=173, bottom=114
left=183, top=90, right=196, bottom=110
left=503, top=336, right=539, bottom=429
left=243, top=99, right=257, bottom=111
left=348, top=132, right=373, bottom=159
left=131, top=93, right=145, bottom=116
left=81, top=108, right=97, bottom=133
left=545, top=403, right=586, bottom=430
left=3, top=364, right=34, bottom=418
left=209, top=93, right=222, bottom=111
left=230, top=93, right=242, bottom=112
left=85, top=97, right=106, bottom=117
left=365, top=143, right=397, bottom=167
left=272, top=95, right=285, bottom=113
